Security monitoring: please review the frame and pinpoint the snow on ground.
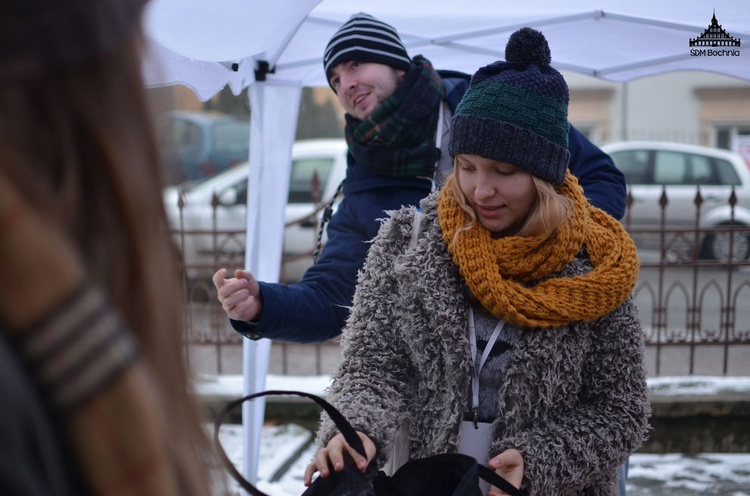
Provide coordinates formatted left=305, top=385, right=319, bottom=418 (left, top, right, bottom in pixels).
left=201, top=374, right=750, bottom=496
left=647, top=376, right=750, bottom=396
left=212, top=424, right=750, bottom=496
left=627, top=453, right=750, bottom=495
left=196, top=373, right=750, bottom=400
left=197, top=374, right=331, bottom=399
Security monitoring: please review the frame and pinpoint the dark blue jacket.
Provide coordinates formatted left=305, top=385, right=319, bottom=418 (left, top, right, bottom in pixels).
left=231, top=75, right=626, bottom=343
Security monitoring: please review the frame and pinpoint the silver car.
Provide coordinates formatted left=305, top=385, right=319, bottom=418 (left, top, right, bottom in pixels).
left=163, top=139, right=348, bottom=282
left=602, top=141, right=750, bottom=260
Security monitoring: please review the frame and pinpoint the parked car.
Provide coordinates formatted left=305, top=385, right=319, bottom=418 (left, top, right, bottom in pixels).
left=163, top=139, right=348, bottom=282
left=159, top=110, right=251, bottom=185
left=601, top=141, right=750, bottom=260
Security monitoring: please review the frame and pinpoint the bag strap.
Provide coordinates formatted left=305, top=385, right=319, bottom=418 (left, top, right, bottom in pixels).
left=214, top=390, right=525, bottom=496
left=477, top=464, right=525, bottom=496
left=313, top=178, right=346, bottom=263
left=213, top=389, right=368, bottom=496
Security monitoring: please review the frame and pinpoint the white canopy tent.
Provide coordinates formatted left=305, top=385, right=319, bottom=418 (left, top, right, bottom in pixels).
left=145, top=0, right=750, bottom=97
left=142, top=0, right=749, bottom=486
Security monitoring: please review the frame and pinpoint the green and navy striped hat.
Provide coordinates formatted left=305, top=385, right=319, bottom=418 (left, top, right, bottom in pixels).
left=449, top=27, right=570, bottom=185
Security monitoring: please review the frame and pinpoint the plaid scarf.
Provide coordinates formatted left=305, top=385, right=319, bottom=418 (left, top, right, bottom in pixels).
left=345, top=55, right=445, bottom=178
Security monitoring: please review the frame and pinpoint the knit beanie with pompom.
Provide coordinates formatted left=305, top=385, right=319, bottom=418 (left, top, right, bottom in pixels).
left=449, top=27, right=570, bottom=185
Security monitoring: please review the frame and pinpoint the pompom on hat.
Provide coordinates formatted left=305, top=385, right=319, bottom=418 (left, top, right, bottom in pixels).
left=449, top=27, right=570, bottom=185
left=323, top=12, right=411, bottom=90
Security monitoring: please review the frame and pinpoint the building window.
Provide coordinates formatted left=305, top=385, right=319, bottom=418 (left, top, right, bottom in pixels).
left=571, top=123, right=599, bottom=144
left=716, top=125, right=750, bottom=166
left=715, top=125, right=750, bottom=150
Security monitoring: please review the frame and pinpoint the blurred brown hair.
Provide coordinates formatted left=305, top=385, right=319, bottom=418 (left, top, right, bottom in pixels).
left=0, top=25, right=213, bottom=496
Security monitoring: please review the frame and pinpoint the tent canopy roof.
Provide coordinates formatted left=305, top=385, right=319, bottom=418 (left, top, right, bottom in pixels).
left=143, top=0, right=749, bottom=101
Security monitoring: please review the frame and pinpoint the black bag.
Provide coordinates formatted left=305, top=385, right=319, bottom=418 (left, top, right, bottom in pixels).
left=213, top=390, right=525, bottom=496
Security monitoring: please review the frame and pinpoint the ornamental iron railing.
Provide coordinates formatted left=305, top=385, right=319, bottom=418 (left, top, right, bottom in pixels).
left=174, top=186, right=750, bottom=376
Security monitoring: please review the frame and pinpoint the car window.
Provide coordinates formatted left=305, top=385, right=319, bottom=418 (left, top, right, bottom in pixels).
left=227, top=177, right=248, bottom=205
left=653, top=151, right=688, bottom=185
left=611, top=150, right=650, bottom=185
left=171, top=119, right=202, bottom=152
left=652, top=151, right=741, bottom=186
left=713, top=157, right=742, bottom=186
left=688, top=154, right=714, bottom=185
left=212, top=121, right=250, bottom=155
left=288, top=158, right=335, bottom=204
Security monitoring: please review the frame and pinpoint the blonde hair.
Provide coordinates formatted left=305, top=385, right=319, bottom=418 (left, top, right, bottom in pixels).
left=449, top=161, right=574, bottom=244
left=0, top=33, right=212, bottom=495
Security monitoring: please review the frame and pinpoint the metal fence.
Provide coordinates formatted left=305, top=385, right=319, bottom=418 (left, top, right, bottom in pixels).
left=622, top=189, right=750, bottom=376
left=176, top=188, right=750, bottom=377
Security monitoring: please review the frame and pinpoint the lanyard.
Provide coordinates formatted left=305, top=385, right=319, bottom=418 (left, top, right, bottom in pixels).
left=468, top=308, right=504, bottom=428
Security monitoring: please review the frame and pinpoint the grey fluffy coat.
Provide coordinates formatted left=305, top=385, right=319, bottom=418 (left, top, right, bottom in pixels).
left=317, top=193, right=650, bottom=495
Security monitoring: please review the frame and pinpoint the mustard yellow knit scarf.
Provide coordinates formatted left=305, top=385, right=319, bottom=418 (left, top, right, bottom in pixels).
left=437, top=171, right=639, bottom=328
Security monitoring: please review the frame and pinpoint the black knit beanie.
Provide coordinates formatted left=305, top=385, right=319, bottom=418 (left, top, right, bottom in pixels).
left=0, top=0, right=147, bottom=80
left=449, top=27, right=570, bottom=185
left=323, top=12, right=411, bottom=90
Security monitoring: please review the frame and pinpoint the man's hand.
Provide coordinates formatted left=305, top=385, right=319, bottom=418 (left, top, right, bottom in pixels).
left=487, top=449, right=524, bottom=496
left=212, top=268, right=262, bottom=321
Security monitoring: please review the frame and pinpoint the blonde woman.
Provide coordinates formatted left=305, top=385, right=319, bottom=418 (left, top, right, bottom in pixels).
left=305, top=28, right=650, bottom=495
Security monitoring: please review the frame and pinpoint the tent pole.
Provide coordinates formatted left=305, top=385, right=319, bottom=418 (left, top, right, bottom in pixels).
left=620, top=82, right=629, bottom=141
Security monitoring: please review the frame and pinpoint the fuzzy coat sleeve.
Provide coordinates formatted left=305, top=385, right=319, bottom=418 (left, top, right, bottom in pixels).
left=315, top=207, right=419, bottom=472
left=494, top=296, right=651, bottom=495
